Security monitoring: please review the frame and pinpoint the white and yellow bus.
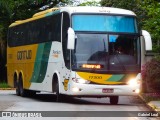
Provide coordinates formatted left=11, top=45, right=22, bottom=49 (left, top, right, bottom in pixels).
left=7, top=7, right=152, bottom=104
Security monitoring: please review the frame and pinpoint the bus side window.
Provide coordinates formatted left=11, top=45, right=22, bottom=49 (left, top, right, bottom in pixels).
left=8, top=28, right=13, bottom=47
left=62, top=12, right=70, bottom=68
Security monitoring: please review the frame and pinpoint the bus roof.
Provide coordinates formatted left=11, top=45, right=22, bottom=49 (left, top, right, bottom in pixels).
left=9, top=6, right=136, bottom=27
left=9, top=8, right=59, bottom=27
left=60, top=6, right=136, bottom=16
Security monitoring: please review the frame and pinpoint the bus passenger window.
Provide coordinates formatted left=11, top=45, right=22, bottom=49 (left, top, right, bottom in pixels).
left=62, top=12, right=70, bottom=68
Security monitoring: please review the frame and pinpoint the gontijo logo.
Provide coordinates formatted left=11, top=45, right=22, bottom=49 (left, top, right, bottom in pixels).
left=52, top=50, right=61, bottom=58
left=17, top=50, right=32, bottom=60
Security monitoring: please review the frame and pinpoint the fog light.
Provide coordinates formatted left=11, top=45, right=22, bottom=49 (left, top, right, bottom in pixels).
left=72, top=87, right=80, bottom=92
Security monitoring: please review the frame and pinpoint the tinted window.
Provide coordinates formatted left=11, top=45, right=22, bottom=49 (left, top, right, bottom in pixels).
left=8, top=13, right=62, bottom=47
left=62, top=12, right=70, bottom=68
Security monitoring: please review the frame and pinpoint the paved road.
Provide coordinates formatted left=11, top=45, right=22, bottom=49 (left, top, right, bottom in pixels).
left=0, top=90, right=159, bottom=120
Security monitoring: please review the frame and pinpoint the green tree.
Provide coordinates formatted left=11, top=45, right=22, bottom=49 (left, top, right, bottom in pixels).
left=142, top=0, right=160, bottom=53
left=79, top=1, right=100, bottom=6
left=0, top=0, right=12, bottom=82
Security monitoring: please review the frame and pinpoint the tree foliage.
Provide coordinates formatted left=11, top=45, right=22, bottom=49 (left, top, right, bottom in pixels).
left=79, top=1, right=100, bottom=6
left=142, top=0, right=160, bottom=52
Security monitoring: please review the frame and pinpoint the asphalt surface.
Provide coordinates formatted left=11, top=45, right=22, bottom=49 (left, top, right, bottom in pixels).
left=0, top=90, right=159, bottom=120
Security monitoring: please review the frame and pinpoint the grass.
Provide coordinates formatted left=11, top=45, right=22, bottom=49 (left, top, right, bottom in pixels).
left=0, top=82, right=10, bottom=88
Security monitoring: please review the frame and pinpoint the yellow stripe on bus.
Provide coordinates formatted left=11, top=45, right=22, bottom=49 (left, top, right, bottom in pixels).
left=7, top=44, right=38, bottom=88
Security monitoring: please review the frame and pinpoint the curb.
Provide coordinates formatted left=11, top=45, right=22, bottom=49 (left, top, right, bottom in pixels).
left=0, top=88, right=15, bottom=90
left=148, top=101, right=160, bottom=114
left=139, top=94, right=160, bottom=114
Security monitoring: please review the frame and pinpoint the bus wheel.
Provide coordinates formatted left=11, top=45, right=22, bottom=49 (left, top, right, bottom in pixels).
left=16, top=81, right=20, bottom=96
left=14, top=75, right=20, bottom=96
left=55, top=81, right=62, bottom=102
left=19, top=76, right=27, bottom=97
left=110, top=96, right=119, bottom=105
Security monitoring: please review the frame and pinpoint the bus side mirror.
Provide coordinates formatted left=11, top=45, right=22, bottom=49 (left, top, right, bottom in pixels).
left=142, top=30, right=152, bottom=51
left=67, top=27, right=75, bottom=50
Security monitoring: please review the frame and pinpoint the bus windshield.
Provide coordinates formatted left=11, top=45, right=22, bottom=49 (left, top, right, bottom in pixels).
left=72, top=34, right=140, bottom=73
left=71, top=14, right=140, bottom=73
left=72, top=14, right=138, bottom=33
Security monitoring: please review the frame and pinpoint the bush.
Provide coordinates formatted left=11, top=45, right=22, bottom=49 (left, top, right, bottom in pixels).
left=141, top=56, right=160, bottom=93
left=0, top=82, right=10, bottom=88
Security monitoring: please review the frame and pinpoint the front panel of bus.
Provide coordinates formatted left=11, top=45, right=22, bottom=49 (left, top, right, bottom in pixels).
left=67, top=13, right=141, bottom=96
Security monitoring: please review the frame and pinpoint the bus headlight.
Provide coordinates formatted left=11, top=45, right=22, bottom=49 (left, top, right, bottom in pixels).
left=135, top=89, right=140, bottom=93
left=127, top=79, right=140, bottom=86
left=72, top=78, right=90, bottom=84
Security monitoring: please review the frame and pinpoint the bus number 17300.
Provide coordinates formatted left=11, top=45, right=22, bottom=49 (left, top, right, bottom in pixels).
left=89, top=76, right=102, bottom=79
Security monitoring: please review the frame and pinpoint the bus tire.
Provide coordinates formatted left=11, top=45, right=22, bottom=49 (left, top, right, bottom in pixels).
left=110, top=96, right=119, bottom=105
left=19, top=75, right=27, bottom=97
left=55, top=82, right=63, bottom=102
left=14, top=75, right=20, bottom=96
left=54, top=77, right=62, bottom=102
left=16, top=81, right=20, bottom=96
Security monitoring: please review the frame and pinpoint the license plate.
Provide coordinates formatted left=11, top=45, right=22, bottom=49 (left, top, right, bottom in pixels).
left=102, top=88, right=114, bottom=93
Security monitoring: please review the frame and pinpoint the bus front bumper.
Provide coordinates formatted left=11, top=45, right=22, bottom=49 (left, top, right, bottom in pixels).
left=67, top=83, right=140, bottom=97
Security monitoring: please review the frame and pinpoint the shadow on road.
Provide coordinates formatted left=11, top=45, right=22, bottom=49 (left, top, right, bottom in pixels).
left=14, top=92, right=144, bottom=106
left=29, top=93, right=109, bottom=105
